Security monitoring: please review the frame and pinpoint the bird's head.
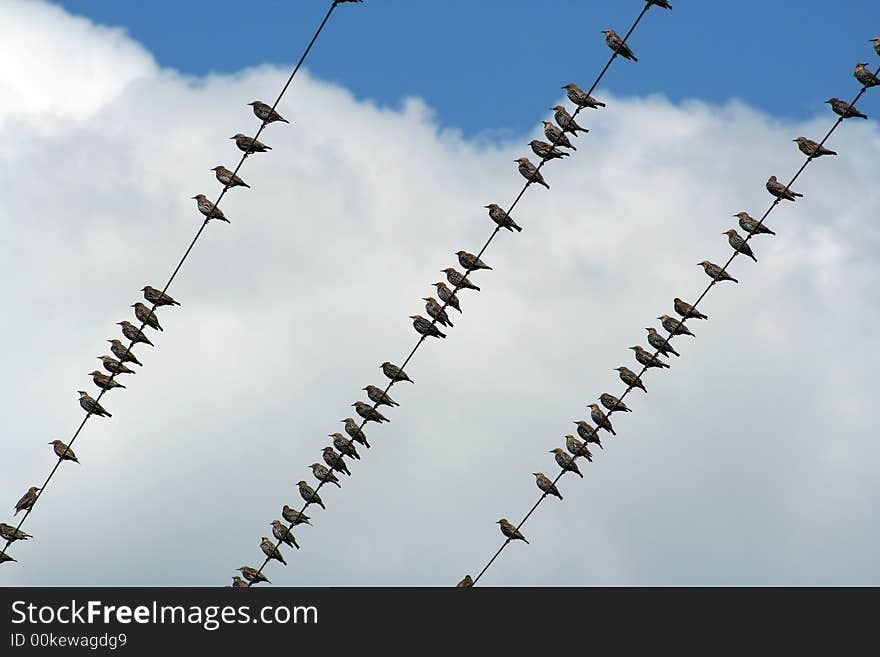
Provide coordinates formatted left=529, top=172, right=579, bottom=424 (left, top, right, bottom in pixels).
left=247, top=101, right=259, bottom=107
left=550, top=105, right=565, bottom=112
left=87, top=370, right=101, bottom=376
left=496, top=519, right=506, bottom=525
left=296, top=480, right=307, bottom=487
left=697, top=261, right=709, bottom=268
left=733, top=212, right=748, bottom=219
left=210, top=165, right=223, bottom=171
left=723, top=229, right=736, bottom=236
left=824, top=98, right=837, bottom=105
left=602, top=29, right=613, bottom=36
left=562, top=83, right=575, bottom=90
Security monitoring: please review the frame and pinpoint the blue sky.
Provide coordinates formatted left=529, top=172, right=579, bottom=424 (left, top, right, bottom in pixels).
left=55, top=0, right=879, bottom=137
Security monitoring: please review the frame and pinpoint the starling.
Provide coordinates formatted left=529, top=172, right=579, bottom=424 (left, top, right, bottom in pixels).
left=646, top=327, right=680, bottom=358
left=211, top=165, right=250, bottom=189
left=78, top=391, right=111, bottom=417
left=310, top=462, right=341, bottom=488
left=542, top=121, right=576, bottom=150
left=381, top=361, right=413, bottom=384
left=551, top=105, right=588, bottom=135
left=588, top=403, right=616, bottom=436
left=825, top=98, right=868, bottom=120
left=793, top=137, right=837, bottom=158
left=352, top=400, right=389, bottom=424
left=659, top=314, right=695, bottom=337
left=363, top=384, right=399, bottom=408
left=49, top=439, right=79, bottom=463
left=0, top=553, right=16, bottom=564
left=0, top=523, right=31, bottom=543
left=248, top=101, right=289, bottom=124
left=562, top=83, right=605, bottom=109
left=118, top=321, right=154, bottom=346
left=648, top=0, right=673, bottom=8
left=698, top=261, right=738, bottom=284
left=484, top=203, right=523, bottom=233
left=237, top=566, right=270, bottom=585
left=97, top=355, right=134, bottom=375
left=433, top=282, right=462, bottom=313
left=297, top=480, right=325, bottom=510
left=191, top=194, right=229, bottom=222
left=615, top=367, right=647, bottom=393
left=533, top=472, right=563, bottom=499
left=260, top=537, right=287, bottom=565
left=734, top=212, right=775, bottom=237
left=630, top=345, right=670, bottom=370
left=141, top=285, right=180, bottom=307
left=108, top=339, right=142, bottom=366
left=423, top=297, right=454, bottom=328
left=456, top=250, right=492, bottom=272
left=854, top=60, right=879, bottom=86
left=330, top=433, right=360, bottom=460
left=766, top=176, right=803, bottom=202
left=14, top=487, right=40, bottom=516
left=551, top=447, right=583, bottom=478
left=514, top=157, right=550, bottom=189
left=573, top=420, right=603, bottom=449
left=529, top=139, right=570, bottom=161
left=497, top=519, right=528, bottom=544
left=282, top=505, right=312, bottom=526
left=342, top=417, right=370, bottom=448
left=442, top=268, right=480, bottom=292
left=565, top=434, right=594, bottom=461
left=132, top=302, right=162, bottom=331
left=231, top=133, right=271, bottom=153
left=600, top=392, right=632, bottom=412
left=271, top=520, right=300, bottom=549
left=872, top=37, right=880, bottom=57
left=231, top=576, right=248, bottom=588
left=322, top=446, right=351, bottom=476
left=724, top=229, right=757, bottom=262
left=602, top=28, right=638, bottom=61
left=410, top=314, right=447, bottom=339
left=674, top=297, right=708, bottom=320
left=456, top=575, right=474, bottom=588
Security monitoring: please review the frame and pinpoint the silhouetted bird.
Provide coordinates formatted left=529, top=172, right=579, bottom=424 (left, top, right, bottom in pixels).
left=282, top=505, right=311, bottom=527
left=573, top=420, right=603, bottom=449
left=601, top=392, right=632, bottom=412
left=724, top=229, right=757, bottom=262
left=698, top=261, right=738, bottom=284
left=142, top=285, right=180, bottom=307
left=342, top=417, right=370, bottom=448
left=381, top=361, right=413, bottom=384
left=97, top=355, right=134, bottom=375
left=659, top=314, right=695, bottom=337
left=231, top=133, right=271, bottom=153
left=272, top=520, right=300, bottom=549
left=78, top=391, right=111, bottom=417
left=551, top=447, right=583, bottom=478
left=457, top=575, right=474, bottom=588
left=565, top=434, right=594, bottom=462
left=589, top=403, right=616, bottom=435
left=423, top=297, right=454, bottom=328
left=352, top=401, right=389, bottom=423
left=191, top=194, right=229, bottom=222
left=363, top=385, right=399, bottom=408
left=602, top=28, right=638, bottom=61
left=646, top=327, right=679, bottom=357
left=132, top=302, right=162, bottom=331
left=310, top=462, right=341, bottom=488
left=497, top=519, right=528, bottom=544
left=630, top=345, right=670, bottom=370
left=322, top=447, right=351, bottom=476
left=442, top=268, right=480, bottom=292
left=552, top=105, right=588, bottom=134
left=0, top=523, right=31, bottom=543
left=766, top=176, right=803, bottom=202
left=117, top=321, right=153, bottom=346
left=212, top=165, right=250, bottom=189
left=515, top=157, right=550, bottom=189
left=533, top=472, right=562, bottom=499
left=484, top=203, right=523, bottom=232
left=260, top=537, right=286, bottom=565
left=330, top=433, right=360, bottom=460
left=562, top=83, right=605, bottom=109
left=433, top=282, right=462, bottom=313
left=615, top=367, right=647, bottom=393
left=674, top=297, right=708, bottom=320
left=237, top=566, right=270, bottom=585
left=734, top=212, right=775, bottom=237
left=542, top=121, right=576, bottom=150
left=297, top=480, right=325, bottom=510
left=49, top=439, right=79, bottom=463
left=793, top=137, right=837, bottom=158
left=108, top=339, right=142, bottom=366
left=529, top=139, right=570, bottom=161
left=14, top=487, right=40, bottom=516
left=456, top=250, right=492, bottom=272
left=825, top=97, right=868, bottom=119
left=248, top=101, right=289, bottom=124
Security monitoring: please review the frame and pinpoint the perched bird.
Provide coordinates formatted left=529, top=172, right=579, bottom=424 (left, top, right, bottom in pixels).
left=410, top=314, right=446, bottom=339
left=237, top=566, right=270, bottom=585
left=87, top=372, right=120, bottom=394
left=648, top=0, right=673, bottom=8
left=211, top=165, right=250, bottom=189
left=271, top=520, right=300, bottom=550
left=646, top=327, right=680, bottom=357
left=588, top=403, right=616, bottom=435
left=108, top=339, right=142, bottom=366
left=766, top=176, right=803, bottom=202
left=423, top=297, right=454, bottom=328
left=630, top=345, right=670, bottom=370
left=322, top=446, right=351, bottom=476
left=551, top=105, right=588, bottom=135
left=659, top=314, right=695, bottom=337
left=529, top=139, right=570, bottom=161
left=698, top=261, right=738, bottom=284
left=573, top=420, right=603, bottom=449
left=49, top=439, right=79, bottom=463
left=497, top=519, right=528, bottom=544
left=281, top=505, right=311, bottom=527
left=515, top=157, right=550, bottom=189
left=231, top=133, right=271, bottom=153
left=363, top=385, right=399, bottom=408
left=826, top=97, right=868, bottom=119
left=793, top=137, right=837, bottom=158
left=330, top=433, right=360, bottom=460
left=600, top=392, right=632, bottom=413
left=433, top=282, right=462, bottom=313
left=352, top=401, right=389, bottom=423
left=297, top=480, right=325, bottom=510
left=484, top=203, right=523, bottom=233
left=724, top=229, right=758, bottom=262
left=615, top=367, right=647, bottom=393
left=542, top=121, right=576, bottom=150
left=231, top=576, right=248, bottom=588
left=310, top=462, right=341, bottom=489
left=260, top=537, right=286, bottom=565
left=248, top=100, right=289, bottom=124
left=565, top=434, right=593, bottom=462
left=342, top=418, right=370, bottom=448
left=734, top=212, right=775, bottom=237
left=456, top=250, right=492, bottom=272
left=381, top=361, right=413, bottom=384
left=14, top=487, right=40, bottom=516
left=872, top=37, right=880, bottom=57
left=97, top=355, right=134, bottom=375
left=132, top=302, right=162, bottom=331
left=191, top=194, right=229, bottom=222
left=562, top=83, right=605, bottom=109
left=456, top=575, right=474, bottom=588
left=141, top=285, right=180, bottom=307
left=0, top=523, right=32, bottom=543
left=551, top=447, right=583, bottom=478
left=674, top=297, right=708, bottom=320
left=118, top=321, right=154, bottom=346
left=602, top=28, right=638, bottom=61
left=533, top=472, right=563, bottom=500
left=78, top=391, right=111, bottom=418
left=442, top=268, right=480, bottom=292
left=1, top=553, right=17, bottom=564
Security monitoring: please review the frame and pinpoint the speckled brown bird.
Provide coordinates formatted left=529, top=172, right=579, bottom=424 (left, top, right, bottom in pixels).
left=724, top=229, right=757, bottom=262
left=551, top=448, right=583, bottom=478
left=49, top=439, right=79, bottom=463
left=497, top=519, right=528, bottom=544
left=14, top=487, right=40, bottom=516
left=562, top=83, right=605, bottom=109
left=260, top=537, right=287, bottom=565
left=342, top=418, right=370, bottom=448
left=363, top=385, right=399, bottom=408
left=191, top=194, right=229, bottom=222
left=573, top=420, right=603, bottom=449
left=601, top=392, right=632, bottom=412
left=456, top=250, right=492, bottom=272
left=282, top=505, right=311, bottom=527
left=132, top=302, right=162, bottom=331
left=352, top=401, right=389, bottom=423
left=674, top=297, right=708, bottom=320
left=231, top=133, right=271, bottom=153
left=565, top=434, right=594, bottom=461
left=78, top=390, right=111, bottom=417
left=551, top=105, right=588, bottom=135
left=89, top=370, right=125, bottom=391
left=212, top=165, right=250, bottom=189
left=97, top=355, right=135, bottom=375
left=330, top=433, right=360, bottom=460
left=630, top=345, right=670, bottom=370
left=248, top=101, right=289, bottom=124
left=533, top=472, right=563, bottom=499
left=117, top=321, right=153, bottom=346
left=766, top=176, right=803, bottom=202
left=322, top=446, right=351, bottom=476
left=542, top=121, right=576, bottom=150
left=615, top=367, right=647, bottom=393
left=0, top=523, right=31, bottom=543
left=698, top=261, right=738, bottom=284
left=646, top=327, right=679, bottom=357
left=484, top=203, right=523, bottom=233
left=442, top=268, right=480, bottom=292
left=433, top=282, right=462, bottom=313
left=793, top=137, right=836, bottom=158
left=423, top=297, right=454, bottom=328
left=237, top=566, right=270, bottom=585
left=602, top=28, right=638, bottom=61
left=456, top=575, right=474, bottom=588
left=515, top=157, right=550, bottom=189
left=108, top=339, right=142, bottom=366
left=310, top=462, right=341, bottom=488
left=271, top=520, right=300, bottom=550
left=381, top=361, right=413, bottom=384
left=734, top=212, right=775, bottom=237
left=826, top=97, right=868, bottom=119
left=529, top=139, right=570, bottom=161
left=410, top=314, right=446, bottom=339
left=659, top=314, right=695, bottom=337
left=588, top=403, right=616, bottom=435
left=297, top=480, right=325, bottom=510
left=141, top=285, right=180, bottom=307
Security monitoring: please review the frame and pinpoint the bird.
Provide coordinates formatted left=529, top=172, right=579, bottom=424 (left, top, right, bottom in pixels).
left=191, top=194, right=229, bottom=222
left=0, top=523, right=31, bottom=543
left=330, top=433, right=360, bottom=461
left=211, top=165, right=250, bottom=189
left=108, top=339, right=142, bottom=366
left=352, top=401, right=389, bottom=424
left=231, top=133, right=271, bottom=153
left=322, top=447, right=351, bottom=476
left=854, top=61, right=878, bottom=86
left=363, top=385, right=399, bottom=408
left=132, top=302, right=162, bottom=331
left=297, top=480, right=325, bottom=510
left=87, top=373, right=119, bottom=395
left=310, top=462, right=341, bottom=489
left=456, top=250, right=492, bottom=272
left=529, top=139, right=570, bottom=161
left=49, top=439, right=79, bottom=463
left=260, top=537, right=286, bottom=565
left=542, top=121, right=576, bottom=150
left=573, top=420, right=603, bottom=449
left=97, top=355, right=135, bottom=375
left=484, top=203, right=523, bottom=233
left=615, top=367, right=647, bottom=393
left=237, top=566, right=270, bottom=585
left=342, top=418, right=370, bottom=448
left=442, top=268, right=480, bottom=292
left=673, top=297, right=708, bottom=321
left=565, top=434, right=593, bottom=462
left=588, top=403, right=616, bottom=435
left=551, top=447, right=583, bottom=478
left=630, top=345, right=670, bottom=370
left=14, top=487, right=40, bottom=516
left=659, top=314, right=695, bottom=337
left=533, top=472, right=563, bottom=499
left=646, top=327, right=680, bottom=357
left=282, top=505, right=311, bottom=527
left=872, top=37, right=880, bottom=57
left=410, top=314, right=446, bottom=339
left=141, top=285, right=180, bottom=307
left=231, top=576, right=248, bottom=588
left=248, top=100, right=289, bottom=124
left=648, top=0, right=673, bottom=8
left=698, top=261, right=738, bottom=284
left=497, top=519, right=528, bottom=544
left=766, top=176, right=803, bottom=202
left=78, top=391, right=111, bottom=418
left=117, top=321, right=153, bottom=346
left=602, top=28, right=638, bottom=61
left=825, top=98, right=868, bottom=120
left=793, top=137, right=837, bottom=158
left=562, top=83, right=605, bottom=109
left=456, top=575, right=474, bottom=588
left=601, top=392, right=632, bottom=412
left=433, top=282, right=462, bottom=313
left=423, top=297, right=454, bottom=328
left=733, top=212, right=775, bottom=237
left=381, top=361, right=413, bottom=384
left=724, top=229, right=758, bottom=262
left=551, top=105, right=588, bottom=135
left=271, top=520, right=300, bottom=550
left=515, top=157, right=550, bottom=189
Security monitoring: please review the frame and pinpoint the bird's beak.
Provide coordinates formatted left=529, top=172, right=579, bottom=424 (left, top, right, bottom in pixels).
left=190, top=196, right=197, bottom=199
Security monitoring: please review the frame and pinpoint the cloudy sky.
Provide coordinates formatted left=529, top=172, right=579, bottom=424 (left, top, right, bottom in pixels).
left=1, top=0, right=878, bottom=586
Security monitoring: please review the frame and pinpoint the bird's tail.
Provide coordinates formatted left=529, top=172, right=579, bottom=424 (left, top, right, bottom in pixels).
left=596, top=100, right=607, bottom=107
left=512, top=222, right=523, bottom=233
